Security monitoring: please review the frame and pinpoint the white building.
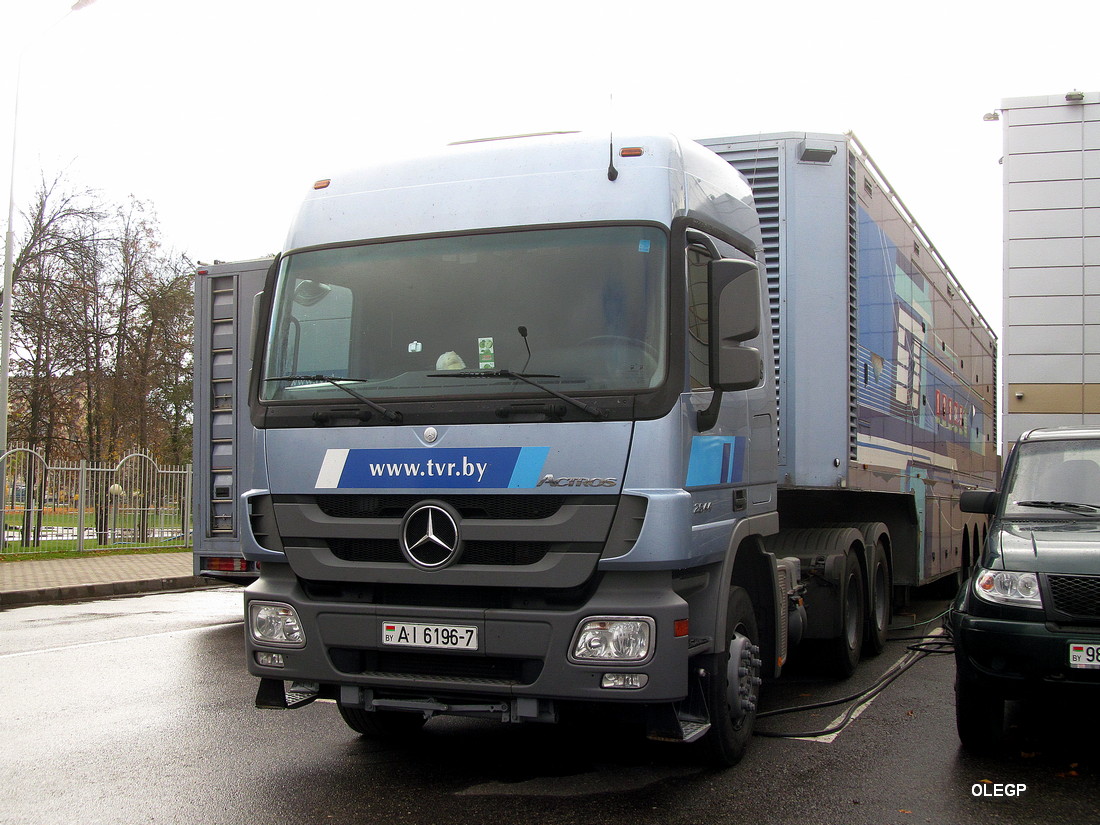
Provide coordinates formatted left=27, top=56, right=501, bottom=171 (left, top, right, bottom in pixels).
left=1001, top=91, right=1100, bottom=446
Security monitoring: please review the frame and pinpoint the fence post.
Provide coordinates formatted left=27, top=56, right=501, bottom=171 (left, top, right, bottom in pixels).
left=77, top=460, right=87, bottom=553
left=184, top=463, right=192, bottom=547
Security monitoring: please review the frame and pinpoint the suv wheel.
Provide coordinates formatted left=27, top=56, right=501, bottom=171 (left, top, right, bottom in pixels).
left=955, top=675, right=1005, bottom=753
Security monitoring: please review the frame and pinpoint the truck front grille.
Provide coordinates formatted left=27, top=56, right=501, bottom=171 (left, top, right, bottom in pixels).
left=329, top=538, right=549, bottom=566
left=316, top=494, right=564, bottom=520
left=1048, top=574, right=1100, bottom=619
left=328, top=647, right=543, bottom=685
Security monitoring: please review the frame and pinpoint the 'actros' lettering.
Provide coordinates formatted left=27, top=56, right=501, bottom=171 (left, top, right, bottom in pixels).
left=537, top=474, right=617, bottom=488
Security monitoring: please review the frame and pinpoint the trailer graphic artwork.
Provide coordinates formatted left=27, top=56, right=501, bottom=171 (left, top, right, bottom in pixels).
left=855, top=205, right=989, bottom=469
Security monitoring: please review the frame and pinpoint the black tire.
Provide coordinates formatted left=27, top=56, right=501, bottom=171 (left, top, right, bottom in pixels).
left=863, top=541, right=891, bottom=657
left=338, top=704, right=427, bottom=738
left=702, top=587, right=762, bottom=767
left=955, top=675, right=1005, bottom=753
left=827, top=551, right=865, bottom=678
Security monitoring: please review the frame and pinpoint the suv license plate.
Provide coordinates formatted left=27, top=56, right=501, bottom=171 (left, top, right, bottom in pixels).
left=1069, top=642, right=1100, bottom=669
left=382, top=621, right=478, bottom=650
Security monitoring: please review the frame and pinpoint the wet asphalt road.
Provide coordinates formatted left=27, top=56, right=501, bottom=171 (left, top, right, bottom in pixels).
left=2, top=588, right=1097, bottom=825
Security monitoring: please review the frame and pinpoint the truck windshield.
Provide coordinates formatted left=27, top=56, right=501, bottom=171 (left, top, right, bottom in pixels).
left=1003, top=439, right=1100, bottom=517
left=259, top=226, right=668, bottom=402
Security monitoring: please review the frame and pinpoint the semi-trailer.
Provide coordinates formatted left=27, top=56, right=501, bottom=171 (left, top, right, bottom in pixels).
left=197, top=130, right=997, bottom=764
left=192, top=257, right=270, bottom=584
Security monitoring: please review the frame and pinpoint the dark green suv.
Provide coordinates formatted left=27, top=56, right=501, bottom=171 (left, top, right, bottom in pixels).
left=952, top=427, right=1100, bottom=751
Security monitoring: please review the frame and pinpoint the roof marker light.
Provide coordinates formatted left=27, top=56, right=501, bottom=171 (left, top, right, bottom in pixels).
left=619, top=147, right=644, bottom=157
left=313, top=179, right=331, bottom=190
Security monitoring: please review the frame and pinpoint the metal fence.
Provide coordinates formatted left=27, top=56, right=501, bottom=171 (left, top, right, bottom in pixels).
left=0, top=446, right=192, bottom=555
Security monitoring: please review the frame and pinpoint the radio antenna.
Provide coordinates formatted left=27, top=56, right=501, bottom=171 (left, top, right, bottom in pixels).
left=518, top=326, right=532, bottom=372
left=607, top=94, right=618, bottom=181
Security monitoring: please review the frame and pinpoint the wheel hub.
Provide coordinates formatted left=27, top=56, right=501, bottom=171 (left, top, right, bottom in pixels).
left=726, top=635, right=762, bottom=723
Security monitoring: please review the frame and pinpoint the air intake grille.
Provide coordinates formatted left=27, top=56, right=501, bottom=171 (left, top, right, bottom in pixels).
left=316, top=494, right=563, bottom=520
left=719, top=146, right=782, bottom=457
left=846, top=149, right=859, bottom=460
left=329, top=538, right=549, bottom=566
left=328, top=647, right=542, bottom=684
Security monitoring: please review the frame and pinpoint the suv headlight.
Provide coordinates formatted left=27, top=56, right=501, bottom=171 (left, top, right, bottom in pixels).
left=973, top=569, right=1043, bottom=608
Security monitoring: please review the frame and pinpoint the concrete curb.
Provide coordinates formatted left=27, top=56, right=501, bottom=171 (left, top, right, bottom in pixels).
left=0, top=575, right=223, bottom=609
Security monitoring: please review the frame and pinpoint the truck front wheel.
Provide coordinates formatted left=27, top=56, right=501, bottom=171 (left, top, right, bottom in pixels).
left=703, top=587, right=762, bottom=766
left=338, top=705, right=427, bottom=738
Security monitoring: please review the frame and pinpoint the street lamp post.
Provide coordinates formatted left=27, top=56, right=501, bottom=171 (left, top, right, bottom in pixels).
left=0, top=0, right=97, bottom=548
left=0, top=0, right=98, bottom=459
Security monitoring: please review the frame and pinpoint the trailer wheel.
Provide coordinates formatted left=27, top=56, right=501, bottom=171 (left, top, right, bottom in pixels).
left=338, top=705, right=427, bottom=738
left=955, top=675, right=1004, bottom=753
left=827, top=551, right=865, bottom=678
left=863, top=541, right=891, bottom=657
left=703, top=587, right=761, bottom=766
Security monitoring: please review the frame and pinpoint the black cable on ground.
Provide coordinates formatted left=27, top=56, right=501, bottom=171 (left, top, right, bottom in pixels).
left=753, top=630, right=955, bottom=739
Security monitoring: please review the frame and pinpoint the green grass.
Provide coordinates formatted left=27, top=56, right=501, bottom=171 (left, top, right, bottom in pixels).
left=0, top=545, right=188, bottom=563
left=2, top=508, right=190, bottom=561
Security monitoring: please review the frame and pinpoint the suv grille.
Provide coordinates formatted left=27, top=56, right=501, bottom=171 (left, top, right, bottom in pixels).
left=1048, top=574, right=1100, bottom=619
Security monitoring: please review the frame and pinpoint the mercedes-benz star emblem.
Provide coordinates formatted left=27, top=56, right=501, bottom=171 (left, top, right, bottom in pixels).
left=400, top=501, right=462, bottom=569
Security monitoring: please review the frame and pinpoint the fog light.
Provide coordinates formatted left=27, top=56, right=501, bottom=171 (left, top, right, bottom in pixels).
left=256, top=651, right=285, bottom=668
left=249, top=601, right=306, bottom=647
left=571, top=617, right=654, bottom=663
left=601, top=672, right=649, bottom=689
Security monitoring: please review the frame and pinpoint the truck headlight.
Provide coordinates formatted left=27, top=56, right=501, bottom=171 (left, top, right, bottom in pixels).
left=570, top=617, right=654, bottom=663
left=249, top=601, right=305, bottom=647
left=974, top=569, right=1043, bottom=608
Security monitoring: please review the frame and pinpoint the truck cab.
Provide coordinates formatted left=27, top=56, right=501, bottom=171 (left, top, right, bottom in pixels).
left=242, top=132, right=781, bottom=765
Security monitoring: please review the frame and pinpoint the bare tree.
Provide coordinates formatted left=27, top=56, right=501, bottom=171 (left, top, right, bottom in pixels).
left=6, top=174, right=195, bottom=466
left=8, top=174, right=103, bottom=462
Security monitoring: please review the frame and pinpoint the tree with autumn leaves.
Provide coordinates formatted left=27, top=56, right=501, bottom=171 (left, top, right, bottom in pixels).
left=4, top=174, right=194, bottom=466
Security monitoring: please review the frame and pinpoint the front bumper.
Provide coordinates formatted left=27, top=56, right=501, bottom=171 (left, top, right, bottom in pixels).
left=245, top=563, right=696, bottom=711
left=950, top=609, right=1100, bottom=697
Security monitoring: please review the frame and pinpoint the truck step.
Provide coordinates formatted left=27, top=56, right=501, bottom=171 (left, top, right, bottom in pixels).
left=285, top=681, right=321, bottom=709
left=646, top=715, right=711, bottom=744
left=255, top=677, right=321, bottom=709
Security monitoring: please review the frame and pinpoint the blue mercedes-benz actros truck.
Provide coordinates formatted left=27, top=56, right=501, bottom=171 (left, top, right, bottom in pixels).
left=212, top=130, right=997, bottom=765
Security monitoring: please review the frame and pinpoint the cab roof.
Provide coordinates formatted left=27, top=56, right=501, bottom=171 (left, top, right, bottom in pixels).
left=284, top=131, right=761, bottom=255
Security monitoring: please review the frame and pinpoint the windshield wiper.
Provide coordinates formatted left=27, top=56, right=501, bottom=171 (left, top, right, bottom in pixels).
left=1015, top=500, right=1100, bottom=515
left=266, top=374, right=402, bottom=423
left=429, top=369, right=607, bottom=419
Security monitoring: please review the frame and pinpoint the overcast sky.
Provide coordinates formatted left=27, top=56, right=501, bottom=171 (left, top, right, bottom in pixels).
left=2, top=0, right=1097, bottom=333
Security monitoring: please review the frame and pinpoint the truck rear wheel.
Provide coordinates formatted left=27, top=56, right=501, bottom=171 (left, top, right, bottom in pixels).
left=703, top=587, right=761, bottom=766
left=827, top=551, right=865, bottom=678
left=338, top=705, right=427, bottom=738
left=863, top=541, right=891, bottom=656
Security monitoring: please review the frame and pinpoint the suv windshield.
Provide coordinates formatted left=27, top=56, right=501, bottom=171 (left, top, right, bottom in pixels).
left=260, top=226, right=668, bottom=403
left=1002, top=438, right=1100, bottom=517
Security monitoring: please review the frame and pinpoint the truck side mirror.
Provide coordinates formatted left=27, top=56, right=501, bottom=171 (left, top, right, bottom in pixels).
left=250, top=291, right=265, bottom=361
left=710, top=258, right=763, bottom=392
